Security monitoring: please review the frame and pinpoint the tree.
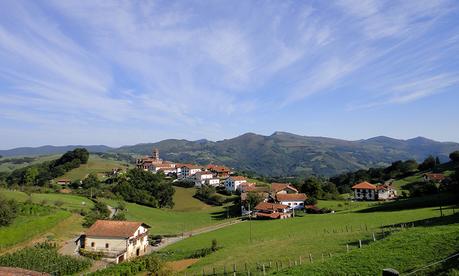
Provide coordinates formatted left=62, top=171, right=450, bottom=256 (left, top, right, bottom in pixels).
left=83, top=201, right=110, bottom=227
left=0, top=196, right=18, bottom=226
left=449, top=151, right=459, bottom=162
left=23, top=167, right=39, bottom=186
left=304, top=197, right=318, bottom=206
left=246, top=192, right=265, bottom=210
left=301, top=176, right=323, bottom=198
left=435, top=157, right=441, bottom=166
left=82, top=173, right=100, bottom=190
left=419, top=155, right=436, bottom=171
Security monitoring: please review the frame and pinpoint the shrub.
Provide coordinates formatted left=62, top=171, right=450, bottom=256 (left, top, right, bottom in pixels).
left=90, top=254, right=167, bottom=276
left=0, top=196, right=18, bottom=226
left=79, top=248, right=104, bottom=260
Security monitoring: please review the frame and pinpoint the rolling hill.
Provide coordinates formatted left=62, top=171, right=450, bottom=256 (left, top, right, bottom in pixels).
left=114, top=132, right=459, bottom=176
left=2, top=132, right=459, bottom=176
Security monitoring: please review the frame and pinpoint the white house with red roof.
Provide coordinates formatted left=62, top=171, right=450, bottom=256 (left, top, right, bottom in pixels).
left=77, top=220, right=150, bottom=264
left=275, top=193, right=307, bottom=210
left=271, top=183, right=299, bottom=194
left=193, top=171, right=220, bottom=187
left=178, top=164, right=203, bottom=179
left=352, top=181, right=397, bottom=201
left=224, top=176, right=247, bottom=192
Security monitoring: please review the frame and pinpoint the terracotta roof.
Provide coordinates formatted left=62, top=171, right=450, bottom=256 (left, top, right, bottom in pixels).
left=255, top=212, right=281, bottom=219
left=255, top=202, right=289, bottom=211
left=180, top=164, right=202, bottom=170
left=85, top=220, right=149, bottom=238
left=276, top=193, right=307, bottom=202
left=271, top=183, right=298, bottom=193
left=352, top=181, right=376, bottom=190
left=57, top=178, right=71, bottom=182
left=424, top=173, right=445, bottom=181
left=206, top=164, right=230, bottom=172
left=240, top=192, right=269, bottom=201
left=195, top=171, right=213, bottom=176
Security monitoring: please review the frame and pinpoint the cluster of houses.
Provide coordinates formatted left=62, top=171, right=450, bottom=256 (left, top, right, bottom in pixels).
left=136, top=148, right=231, bottom=187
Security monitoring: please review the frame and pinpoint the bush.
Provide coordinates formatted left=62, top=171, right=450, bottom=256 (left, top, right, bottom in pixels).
left=0, top=196, right=18, bottom=226
left=79, top=248, right=104, bottom=260
left=89, top=254, right=167, bottom=276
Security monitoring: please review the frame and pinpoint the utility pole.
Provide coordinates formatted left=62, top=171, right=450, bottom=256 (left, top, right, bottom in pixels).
left=248, top=204, right=252, bottom=243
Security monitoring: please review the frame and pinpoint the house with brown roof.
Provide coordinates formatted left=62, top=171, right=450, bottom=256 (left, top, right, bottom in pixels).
left=77, top=220, right=150, bottom=264
left=254, top=202, right=292, bottom=219
left=206, top=164, right=231, bottom=178
left=352, top=181, right=377, bottom=200
left=275, top=193, right=308, bottom=210
left=352, top=181, right=397, bottom=201
left=423, top=173, right=446, bottom=183
left=271, top=183, right=299, bottom=194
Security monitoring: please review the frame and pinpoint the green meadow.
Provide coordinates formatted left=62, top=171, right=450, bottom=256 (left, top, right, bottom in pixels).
left=0, top=207, right=70, bottom=251
left=0, top=188, right=94, bottom=211
left=160, top=197, right=458, bottom=274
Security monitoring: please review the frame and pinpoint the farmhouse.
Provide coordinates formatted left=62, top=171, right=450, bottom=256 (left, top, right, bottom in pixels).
left=254, top=202, right=292, bottom=219
left=206, top=164, right=231, bottom=178
left=376, top=184, right=397, bottom=200
left=423, top=173, right=446, bottom=183
left=224, top=176, right=247, bottom=192
left=275, top=193, right=307, bottom=210
left=193, top=171, right=220, bottom=187
left=77, top=220, right=150, bottom=264
left=56, top=178, right=71, bottom=185
left=352, top=181, right=397, bottom=201
left=178, top=164, right=203, bottom=179
left=271, top=183, right=299, bottom=194
left=352, top=181, right=377, bottom=200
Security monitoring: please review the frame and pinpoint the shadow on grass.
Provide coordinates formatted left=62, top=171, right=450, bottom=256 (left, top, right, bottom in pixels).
left=210, top=204, right=240, bottom=220
left=357, top=193, right=459, bottom=213
left=382, top=212, right=459, bottom=230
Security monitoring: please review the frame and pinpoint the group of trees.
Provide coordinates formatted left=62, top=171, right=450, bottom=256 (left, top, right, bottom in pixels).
left=0, top=196, right=18, bottom=226
left=112, top=169, right=174, bottom=208
left=6, top=148, right=89, bottom=186
left=297, top=176, right=340, bottom=201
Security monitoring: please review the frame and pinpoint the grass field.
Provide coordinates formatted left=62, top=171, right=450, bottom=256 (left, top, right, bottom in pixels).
left=160, top=200, right=458, bottom=274
left=0, top=189, right=94, bottom=211
left=316, top=199, right=376, bottom=212
left=280, top=214, right=459, bottom=275
left=102, top=198, right=234, bottom=235
left=0, top=208, right=71, bottom=251
left=172, top=187, right=213, bottom=212
left=57, top=154, right=130, bottom=181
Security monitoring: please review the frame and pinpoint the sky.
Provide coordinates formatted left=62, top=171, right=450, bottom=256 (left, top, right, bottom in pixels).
left=0, top=0, right=459, bottom=149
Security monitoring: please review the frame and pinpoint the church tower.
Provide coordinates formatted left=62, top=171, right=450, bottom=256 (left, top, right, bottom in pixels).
left=152, top=147, right=160, bottom=161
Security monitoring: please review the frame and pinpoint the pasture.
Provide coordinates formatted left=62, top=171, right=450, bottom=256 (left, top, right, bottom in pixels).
left=172, top=187, right=213, bottom=212
left=0, top=207, right=71, bottom=251
left=160, top=201, right=457, bottom=274
left=0, top=188, right=94, bottom=211
left=103, top=198, right=235, bottom=235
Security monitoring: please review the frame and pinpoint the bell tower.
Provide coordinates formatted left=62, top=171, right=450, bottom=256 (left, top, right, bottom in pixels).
left=152, top=147, right=160, bottom=161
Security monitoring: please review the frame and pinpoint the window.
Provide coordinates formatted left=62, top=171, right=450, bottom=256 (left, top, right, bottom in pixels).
left=91, top=242, right=95, bottom=247
left=105, top=243, right=109, bottom=249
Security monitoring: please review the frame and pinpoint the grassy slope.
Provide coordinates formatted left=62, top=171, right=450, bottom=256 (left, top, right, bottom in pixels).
left=58, top=154, right=130, bottom=181
left=280, top=215, right=459, bottom=275
left=0, top=209, right=71, bottom=250
left=0, top=189, right=94, bottom=211
left=0, top=154, right=60, bottom=173
left=172, top=187, right=213, bottom=212
left=161, top=204, right=457, bottom=274
left=103, top=198, right=233, bottom=235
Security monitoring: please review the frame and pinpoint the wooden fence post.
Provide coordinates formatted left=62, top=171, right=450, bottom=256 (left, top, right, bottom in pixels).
left=233, top=264, right=236, bottom=276
left=299, top=256, right=302, bottom=265
left=346, top=244, right=349, bottom=253
left=359, top=240, right=362, bottom=248
left=309, top=253, right=313, bottom=263
left=329, top=253, right=332, bottom=258
left=372, top=232, right=376, bottom=241
left=262, top=264, right=266, bottom=275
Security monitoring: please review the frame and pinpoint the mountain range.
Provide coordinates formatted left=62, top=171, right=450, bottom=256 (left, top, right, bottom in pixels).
left=2, top=132, right=459, bottom=176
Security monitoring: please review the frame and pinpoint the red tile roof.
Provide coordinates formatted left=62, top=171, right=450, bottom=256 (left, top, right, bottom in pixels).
left=255, top=212, right=281, bottom=219
left=276, top=193, right=307, bottom=202
left=255, top=202, right=289, bottom=211
left=271, top=183, right=299, bottom=193
left=85, top=220, right=150, bottom=238
left=352, top=181, right=376, bottom=190
left=424, top=173, right=445, bottom=181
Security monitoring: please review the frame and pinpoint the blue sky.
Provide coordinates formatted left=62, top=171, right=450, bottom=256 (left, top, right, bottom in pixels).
left=1, top=0, right=459, bottom=149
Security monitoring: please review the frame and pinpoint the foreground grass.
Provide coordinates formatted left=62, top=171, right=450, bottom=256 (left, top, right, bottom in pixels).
left=0, top=209, right=71, bottom=250
left=279, top=215, right=459, bottom=275
left=0, top=188, right=94, bottom=211
left=103, top=199, right=234, bottom=235
left=161, top=204, right=456, bottom=274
